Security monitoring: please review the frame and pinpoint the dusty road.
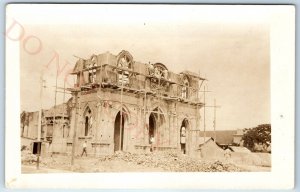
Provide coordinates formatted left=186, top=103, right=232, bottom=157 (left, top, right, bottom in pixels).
left=21, top=151, right=261, bottom=173
left=22, top=155, right=167, bottom=173
left=21, top=150, right=271, bottom=173
left=22, top=165, right=72, bottom=173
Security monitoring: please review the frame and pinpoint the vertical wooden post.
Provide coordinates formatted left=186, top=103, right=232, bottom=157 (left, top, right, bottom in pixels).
left=157, top=77, right=161, bottom=149
left=96, top=57, right=103, bottom=141
left=214, top=99, right=217, bottom=143
left=37, top=74, right=43, bottom=141
left=196, top=71, right=200, bottom=152
left=62, top=80, right=66, bottom=138
left=53, top=61, right=58, bottom=143
left=203, top=86, right=206, bottom=143
left=168, top=114, right=171, bottom=146
left=144, top=89, right=147, bottom=144
left=176, top=103, right=179, bottom=149
left=119, top=70, right=124, bottom=150
left=71, top=91, right=79, bottom=166
left=36, top=73, right=43, bottom=170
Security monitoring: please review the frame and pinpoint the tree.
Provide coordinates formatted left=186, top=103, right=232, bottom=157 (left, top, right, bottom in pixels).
left=242, top=124, right=271, bottom=152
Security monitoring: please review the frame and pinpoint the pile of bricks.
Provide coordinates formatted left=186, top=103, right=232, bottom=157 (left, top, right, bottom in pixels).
left=97, top=151, right=243, bottom=172
left=21, top=149, right=38, bottom=165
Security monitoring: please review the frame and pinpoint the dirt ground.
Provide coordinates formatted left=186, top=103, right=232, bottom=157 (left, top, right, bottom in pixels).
left=21, top=150, right=271, bottom=173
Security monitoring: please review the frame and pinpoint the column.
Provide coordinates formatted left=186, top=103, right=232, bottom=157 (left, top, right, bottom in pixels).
left=144, top=113, right=149, bottom=145
left=96, top=102, right=102, bottom=141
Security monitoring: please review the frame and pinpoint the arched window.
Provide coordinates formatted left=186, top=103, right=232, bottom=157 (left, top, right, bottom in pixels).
left=83, top=107, right=93, bottom=136
left=152, top=63, right=168, bottom=79
left=181, top=75, right=189, bottom=99
left=61, top=121, right=70, bottom=138
left=116, top=50, right=133, bottom=86
left=83, top=55, right=97, bottom=84
left=85, top=116, right=89, bottom=136
left=149, top=63, right=169, bottom=90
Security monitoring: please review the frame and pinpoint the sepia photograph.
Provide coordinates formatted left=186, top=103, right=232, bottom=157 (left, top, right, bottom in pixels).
left=5, top=4, right=294, bottom=189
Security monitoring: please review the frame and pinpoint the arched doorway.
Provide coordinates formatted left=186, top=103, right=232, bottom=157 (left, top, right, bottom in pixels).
left=149, top=113, right=156, bottom=141
left=114, top=110, right=125, bottom=151
left=180, top=119, right=189, bottom=154
left=149, top=107, right=165, bottom=148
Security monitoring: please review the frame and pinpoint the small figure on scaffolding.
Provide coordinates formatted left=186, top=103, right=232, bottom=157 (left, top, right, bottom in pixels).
left=147, top=62, right=154, bottom=76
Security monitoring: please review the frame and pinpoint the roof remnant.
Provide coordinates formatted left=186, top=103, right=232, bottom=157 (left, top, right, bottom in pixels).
left=44, top=103, right=69, bottom=118
left=197, top=137, right=214, bottom=146
left=72, top=59, right=85, bottom=73
left=199, top=130, right=237, bottom=145
left=228, top=146, right=251, bottom=153
left=180, top=70, right=206, bottom=80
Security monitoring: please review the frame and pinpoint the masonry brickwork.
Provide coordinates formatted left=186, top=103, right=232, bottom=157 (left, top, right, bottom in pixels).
left=66, top=50, right=205, bottom=157
left=21, top=50, right=207, bottom=158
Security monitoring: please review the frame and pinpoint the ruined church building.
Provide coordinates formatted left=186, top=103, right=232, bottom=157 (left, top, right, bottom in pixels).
left=65, top=50, right=206, bottom=157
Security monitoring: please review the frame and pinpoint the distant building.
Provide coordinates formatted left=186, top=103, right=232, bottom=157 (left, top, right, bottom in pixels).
left=43, top=102, right=71, bottom=153
left=233, top=129, right=245, bottom=146
left=20, top=100, right=72, bottom=155
left=20, top=111, right=40, bottom=151
left=199, top=129, right=245, bottom=148
left=20, top=111, right=39, bottom=139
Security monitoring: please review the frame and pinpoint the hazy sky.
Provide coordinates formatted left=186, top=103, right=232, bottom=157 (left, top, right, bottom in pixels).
left=9, top=5, right=270, bottom=130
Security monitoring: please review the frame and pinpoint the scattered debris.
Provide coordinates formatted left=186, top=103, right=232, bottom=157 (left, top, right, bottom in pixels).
left=96, top=151, right=243, bottom=172
left=21, top=149, right=37, bottom=165
left=23, top=149, right=271, bottom=172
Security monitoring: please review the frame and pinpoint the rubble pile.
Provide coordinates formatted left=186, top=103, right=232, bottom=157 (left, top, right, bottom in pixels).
left=204, top=160, right=241, bottom=172
left=21, top=150, right=243, bottom=172
left=97, top=151, right=243, bottom=172
left=21, top=149, right=50, bottom=167
left=21, top=149, right=37, bottom=165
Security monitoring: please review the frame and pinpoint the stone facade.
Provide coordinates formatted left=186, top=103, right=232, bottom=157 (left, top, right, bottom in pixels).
left=67, top=50, right=205, bottom=157
left=20, top=111, right=39, bottom=139
left=43, top=103, right=71, bottom=154
left=21, top=102, right=71, bottom=156
left=21, top=50, right=205, bottom=158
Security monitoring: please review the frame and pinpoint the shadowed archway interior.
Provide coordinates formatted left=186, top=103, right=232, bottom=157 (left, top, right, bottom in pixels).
left=114, top=111, right=126, bottom=151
